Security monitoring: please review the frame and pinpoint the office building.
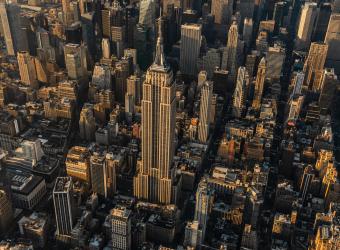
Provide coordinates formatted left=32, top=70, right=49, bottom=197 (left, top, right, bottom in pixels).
left=53, top=177, right=74, bottom=237
left=110, top=1, right=125, bottom=58
left=0, top=189, right=13, bottom=235
left=111, top=206, right=132, bottom=250
left=295, top=2, right=318, bottom=50
left=232, top=67, right=249, bottom=118
left=197, top=48, right=221, bottom=78
left=300, top=165, right=315, bottom=203
left=266, top=44, right=285, bottom=80
left=236, top=0, right=255, bottom=23
left=139, top=0, right=155, bottom=29
left=10, top=173, right=46, bottom=210
left=312, top=3, right=332, bottom=42
left=287, top=95, right=304, bottom=122
left=127, top=75, right=142, bottom=105
left=194, top=178, right=214, bottom=240
left=243, top=18, right=253, bottom=48
left=198, top=70, right=208, bottom=88
left=211, top=0, right=233, bottom=25
left=90, top=153, right=107, bottom=197
left=324, top=13, right=340, bottom=75
left=241, top=224, right=258, bottom=250
left=102, top=38, right=111, bottom=59
left=303, top=42, right=328, bottom=90
left=17, top=52, right=38, bottom=89
left=21, top=139, right=44, bottom=166
left=198, top=81, right=213, bottom=143
left=291, top=71, right=304, bottom=97
left=245, top=51, right=259, bottom=77
left=114, top=58, right=130, bottom=103
left=18, top=212, right=49, bottom=248
left=134, top=20, right=176, bottom=204
left=79, top=103, right=96, bottom=141
left=0, top=2, right=21, bottom=56
left=180, top=23, right=202, bottom=76
left=62, top=0, right=74, bottom=26
left=66, top=146, right=91, bottom=183
left=222, top=21, right=239, bottom=79
left=319, top=68, right=338, bottom=113
left=252, top=58, right=266, bottom=110
left=184, top=221, right=203, bottom=248
left=64, top=43, right=87, bottom=80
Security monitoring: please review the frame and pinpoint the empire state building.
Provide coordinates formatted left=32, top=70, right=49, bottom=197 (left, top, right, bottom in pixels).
left=133, top=17, right=176, bottom=204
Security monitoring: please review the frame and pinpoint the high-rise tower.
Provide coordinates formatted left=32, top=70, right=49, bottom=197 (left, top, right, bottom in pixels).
left=211, top=0, right=233, bottom=25
left=17, top=51, right=38, bottom=89
left=222, top=21, right=239, bottom=79
left=180, top=23, right=202, bottom=76
left=53, top=177, right=74, bottom=237
left=295, top=2, right=318, bottom=50
left=303, top=42, right=328, bottom=90
left=194, top=178, right=214, bottom=240
left=198, top=81, right=213, bottom=143
left=324, top=13, right=340, bottom=75
left=232, top=67, right=249, bottom=118
left=252, top=58, right=266, bottom=110
left=134, top=18, right=176, bottom=205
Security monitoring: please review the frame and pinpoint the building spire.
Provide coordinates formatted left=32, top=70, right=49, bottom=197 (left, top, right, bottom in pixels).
left=153, top=8, right=167, bottom=68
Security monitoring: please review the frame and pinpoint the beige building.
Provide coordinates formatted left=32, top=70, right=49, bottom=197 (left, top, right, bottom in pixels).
left=134, top=20, right=176, bottom=205
left=17, top=51, right=38, bottom=89
left=66, top=146, right=91, bottom=183
left=303, top=42, right=328, bottom=90
left=79, top=103, right=96, bottom=141
left=211, top=0, right=233, bottom=25
left=252, top=58, right=267, bottom=110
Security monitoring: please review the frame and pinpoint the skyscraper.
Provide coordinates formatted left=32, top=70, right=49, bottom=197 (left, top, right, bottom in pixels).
left=90, top=153, right=107, bottom=198
left=222, top=21, right=239, bottom=79
left=194, top=178, right=214, bottom=240
left=184, top=221, right=203, bottom=248
left=134, top=18, right=176, bottom=205
left=127, top=75, right=142, bottom=105
left=252, top=58, right=266, bottom=110
left=319, top=68, right=338, bottom=113
left=198, top=81, right=213, bottom=143
left=17, top=51, right=38, bottom=89
left=110, top=0, right=125, bottom=58
left=102, top=38, right=111, bottom=59
left=79, top=103, right=96, bottom=141
left=266, top=44, right=286, bottom=80
left=324, top=13, right=340, bottom=75
left=111, top=206, right=132, bottom=250
left=287, top=95, right=304, bottom=122
left=232, top=67, right=250, bottom=118
left=312, top=3, right=332, bottom=42
left=303, top=42, right=328, bottom=90
left=211, top=0, right=233, bottom=25
left=53, top=177, right=74, bottom=237
left=139, top=0, right=155, bottom=29
left=62, top=0, right=74, bottom=26
left=236, top=0, right=255, bottom=23
left=66, top=146, right=91, bottom=183
left=0, top=189, right=13, bottom=235
left=64, top=43, right=87, bottom=80
left=0, top=2, right=22, bottom=56
left=243, top=18, right=253, bottom=48
left=295, top=2, right=318, bottom=50
left=180, top=23, right=202, bottom=76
